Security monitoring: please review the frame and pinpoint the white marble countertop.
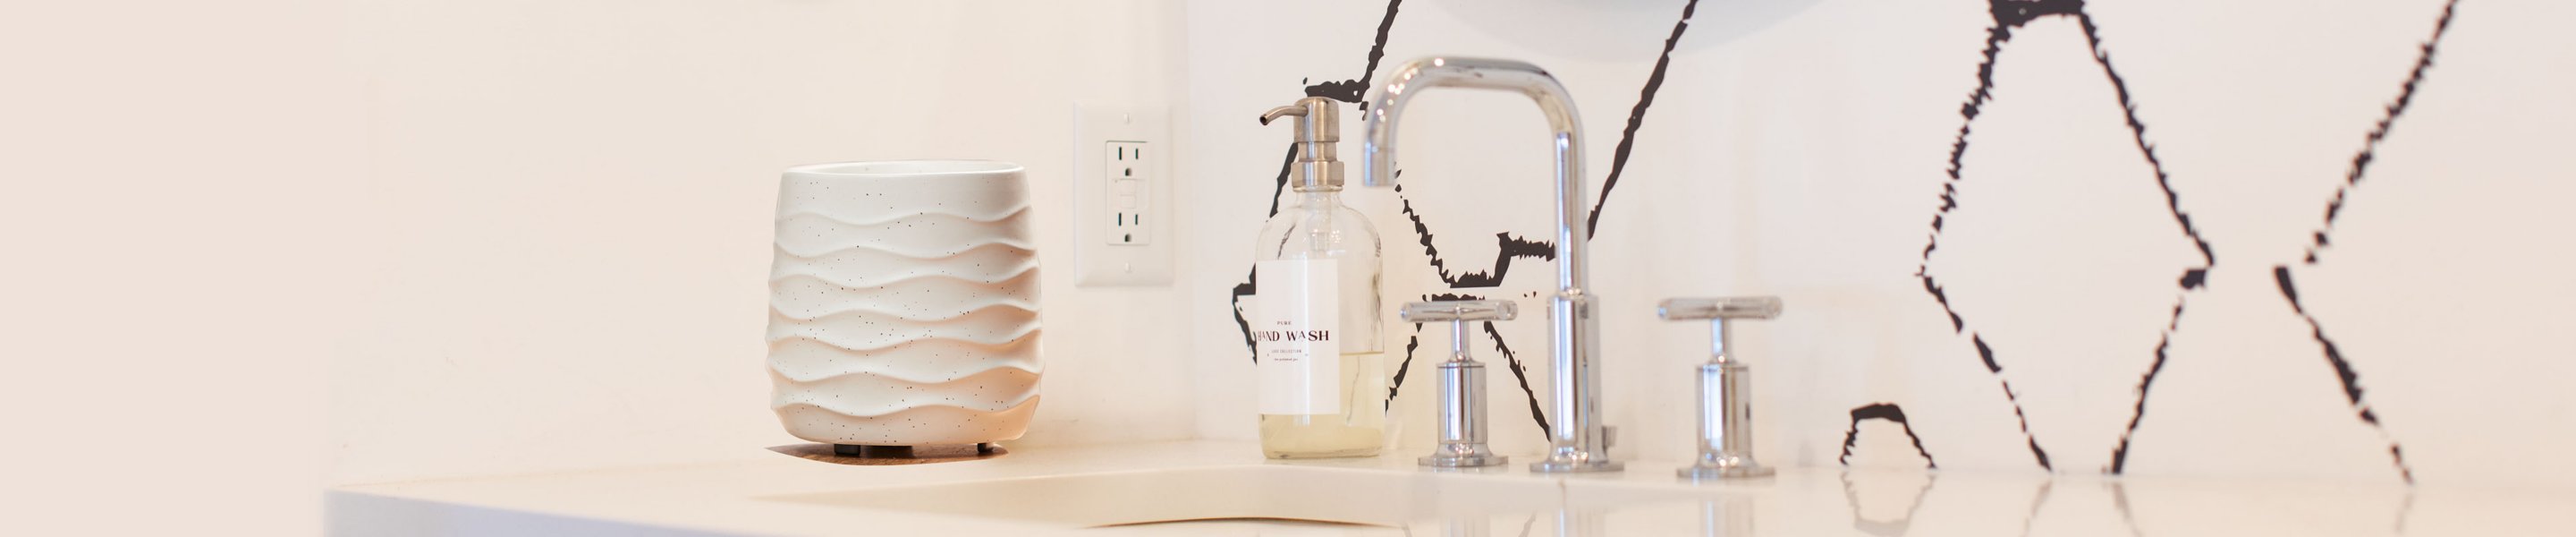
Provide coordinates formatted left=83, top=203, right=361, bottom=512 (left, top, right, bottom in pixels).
left=329, top=440, right=2572, bottom=536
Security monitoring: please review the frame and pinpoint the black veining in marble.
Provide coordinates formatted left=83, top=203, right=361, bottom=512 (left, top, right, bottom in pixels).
left=1841, top=403, right=1938, bottom=468
left=1922, top=0, right=2216, bottom=473
left=1234, top=0, right=2465, bottom=477
left=1302, top=0, right=1403, bottom=107
left=2260, top=0, right=2456, bottom=484
left=1587, top=0, right=1699, bottom=236
left=1228, top=144, right=1301, bottom=356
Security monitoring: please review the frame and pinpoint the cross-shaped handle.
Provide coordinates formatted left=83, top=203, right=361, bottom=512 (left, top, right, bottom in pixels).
left=1402, top=300, right=1519, bottom=323
left=1401, top=299, right=1518, bottom=468
left=1659, top=296, right=1783, bottom=480
left=1657, top=296, right=1782, bottom=320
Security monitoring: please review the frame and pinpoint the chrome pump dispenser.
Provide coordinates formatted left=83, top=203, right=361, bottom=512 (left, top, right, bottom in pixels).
left=1250, top=97, right=1385, bottom=459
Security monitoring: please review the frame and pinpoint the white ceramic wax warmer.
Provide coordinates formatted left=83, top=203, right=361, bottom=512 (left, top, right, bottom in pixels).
left=767, top=160, right=1041, bottom=453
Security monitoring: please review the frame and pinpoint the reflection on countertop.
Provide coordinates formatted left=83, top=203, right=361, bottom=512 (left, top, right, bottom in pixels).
left=330, top=440, right=2570, bottom=536
left=1408, top=465, right=2546, bottom=537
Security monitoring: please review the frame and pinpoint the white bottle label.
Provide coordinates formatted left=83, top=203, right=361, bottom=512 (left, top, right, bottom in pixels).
left=1254, top=259, right=1342, bottom=415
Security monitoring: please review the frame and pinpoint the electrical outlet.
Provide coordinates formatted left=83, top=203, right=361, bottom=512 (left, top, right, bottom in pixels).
left=1106, top=141, right=1149, bottom=245
left=1072, top=103, right=1174, bottom=286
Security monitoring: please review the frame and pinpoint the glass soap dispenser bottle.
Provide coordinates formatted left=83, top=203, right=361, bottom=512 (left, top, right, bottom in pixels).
left=1251, top=97, right=1385, bottom=458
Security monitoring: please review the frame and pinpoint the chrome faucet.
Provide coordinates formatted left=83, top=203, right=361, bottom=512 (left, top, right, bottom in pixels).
left=1403, top=299, right=1518, bottom=468
left=1362, top=56, right=1619, bottom=473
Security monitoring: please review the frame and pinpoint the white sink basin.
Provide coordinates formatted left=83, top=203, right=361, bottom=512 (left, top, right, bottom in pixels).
left=760, top=464, right=1734, bottom=531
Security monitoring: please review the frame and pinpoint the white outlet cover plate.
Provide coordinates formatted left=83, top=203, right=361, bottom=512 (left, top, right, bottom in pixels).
left=1072, top=103, right=1174, bottom=286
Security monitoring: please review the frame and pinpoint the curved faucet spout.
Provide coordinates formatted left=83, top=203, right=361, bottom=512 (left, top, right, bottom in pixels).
left=1360, top=56, right=1618, bottom=473
left=1361, top=57, right=1583, bottom=190
left=1360, top=56, right=1591, bottom=298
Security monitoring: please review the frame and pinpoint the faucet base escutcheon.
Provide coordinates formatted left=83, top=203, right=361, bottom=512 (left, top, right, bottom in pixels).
left=1530, top=453, right=1625, bottom=473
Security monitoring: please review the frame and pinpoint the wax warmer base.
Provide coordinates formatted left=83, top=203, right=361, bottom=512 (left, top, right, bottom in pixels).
left=833, top=443, right=998, bottom=458
left=767, top=442, right=1007, bottom=466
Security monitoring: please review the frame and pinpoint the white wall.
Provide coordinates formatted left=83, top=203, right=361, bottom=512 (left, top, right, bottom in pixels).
left=330, top=0, right=1196, bottom=484
left=4, top=2, right=360, bottom=533
left=1184, top=0, right=2576, bottom=487
left=7, top=2, right=1191, bottom=532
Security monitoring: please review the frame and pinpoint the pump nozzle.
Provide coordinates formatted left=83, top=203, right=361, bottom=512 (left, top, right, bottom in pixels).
left=1259, top=97, right=1344, bottom=190
left=1258, top=105, right=1305, bottom=124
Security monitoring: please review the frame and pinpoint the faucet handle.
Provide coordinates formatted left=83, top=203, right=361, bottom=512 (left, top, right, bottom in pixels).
left=1662, top=296, right=1780, bottom=480
left=1402, top=300, right=1519, bottom=323
left=1658, top=297, right=1782, bottom=321
left=1409, top=298, right=1515, bottom=469
left=1660, top=296, right=1781, bottom=362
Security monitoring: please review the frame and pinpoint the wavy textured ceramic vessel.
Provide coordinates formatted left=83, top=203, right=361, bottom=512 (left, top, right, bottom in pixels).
left=768, top=160, right=1040, bottom=447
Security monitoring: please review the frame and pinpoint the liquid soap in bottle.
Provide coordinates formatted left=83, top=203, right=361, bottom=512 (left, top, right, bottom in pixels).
left=1251, top=97, right=1385, bottom=458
